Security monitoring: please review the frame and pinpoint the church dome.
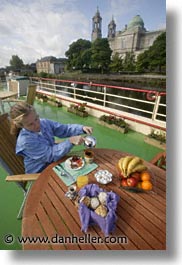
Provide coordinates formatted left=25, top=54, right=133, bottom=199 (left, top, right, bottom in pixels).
left=127, top=15, right=144, bottom=30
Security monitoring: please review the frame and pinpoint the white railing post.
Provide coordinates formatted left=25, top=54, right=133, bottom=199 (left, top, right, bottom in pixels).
left=103, top=86, right=106, bottom=107
left=152, top=93, right=161, bottom=121
left=71, top=83, right=76, bottom=99
left=54, top=80, right=56, bottom=96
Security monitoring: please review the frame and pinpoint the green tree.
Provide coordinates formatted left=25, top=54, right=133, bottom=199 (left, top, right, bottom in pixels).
left=65, top=39, right=91, bottom=70
left=9, top=55, right=24, bottom=70
left=109, top=52, right=123, bottom=72
left=122, top=52, right=136, bottom=72
left=148, top=32, right=166, bottom=72
left=91, top=38, right=112, bottom=73
left=136, top=50, right=150, bottom=72
left=81, top=48, right=92, bottom=70
left=136, top=32, right=166, bottom=73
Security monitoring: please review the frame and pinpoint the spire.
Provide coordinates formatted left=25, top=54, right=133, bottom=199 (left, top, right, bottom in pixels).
left=108, top=16, right=116, bottom=39
left=91, top=7, right=102, bottom=42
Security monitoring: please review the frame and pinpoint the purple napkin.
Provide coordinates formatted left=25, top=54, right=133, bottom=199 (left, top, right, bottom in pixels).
left=78, top=184, right=120, bottom=236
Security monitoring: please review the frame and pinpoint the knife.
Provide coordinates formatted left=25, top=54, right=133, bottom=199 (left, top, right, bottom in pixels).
left=58, top=163, right=75, bottom=182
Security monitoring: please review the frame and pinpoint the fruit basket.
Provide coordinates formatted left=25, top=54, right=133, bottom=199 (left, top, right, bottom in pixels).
left=117, top=156, right=156, bottom=193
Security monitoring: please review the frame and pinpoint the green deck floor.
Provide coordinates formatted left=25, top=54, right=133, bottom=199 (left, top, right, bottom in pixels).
left=0, top=100, right=163, bottom=250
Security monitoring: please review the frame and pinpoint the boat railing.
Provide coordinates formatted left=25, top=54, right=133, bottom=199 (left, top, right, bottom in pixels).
left=30, top=77, right=166, bottom=132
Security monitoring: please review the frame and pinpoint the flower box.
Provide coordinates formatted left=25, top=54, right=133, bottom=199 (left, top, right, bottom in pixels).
left=67, top=103, right=88, bottom=117
left=36, top=94, right=48, bottom=102
left=98, top=115, right=129, bottom=134
left=144, top=136, right=166, bottom=150
left=98, top=120, right=128, bottom=133
left=47, top=100, right=62, bottom=107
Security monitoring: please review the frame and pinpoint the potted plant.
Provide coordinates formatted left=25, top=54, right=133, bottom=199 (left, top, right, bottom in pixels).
left=144, top=129, right=166, bottom=150
left=67, top=102, right=88, bottom=117
left=98, top=115, right=128, bottom=133
left=36, top=93, right=48, bottom=102
left=47, top=95, right=62, bottom=107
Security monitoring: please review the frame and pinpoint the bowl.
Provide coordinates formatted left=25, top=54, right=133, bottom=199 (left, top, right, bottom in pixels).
left=94, top=170, right=112, bottom=184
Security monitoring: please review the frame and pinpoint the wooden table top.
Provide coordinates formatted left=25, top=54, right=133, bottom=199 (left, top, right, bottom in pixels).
left=22, top=148, right=166, bottom=250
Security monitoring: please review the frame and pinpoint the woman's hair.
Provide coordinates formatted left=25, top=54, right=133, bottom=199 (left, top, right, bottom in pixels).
left=9, top=102, right=35, bottom=137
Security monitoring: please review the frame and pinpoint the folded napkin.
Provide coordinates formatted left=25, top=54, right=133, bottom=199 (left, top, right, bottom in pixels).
left=53, top=160, right=98, bottom=186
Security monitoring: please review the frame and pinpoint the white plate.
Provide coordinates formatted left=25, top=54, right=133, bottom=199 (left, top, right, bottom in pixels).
left=65, top=157, right=85, bottom=171
left=94, top=170, right=112, bottom=184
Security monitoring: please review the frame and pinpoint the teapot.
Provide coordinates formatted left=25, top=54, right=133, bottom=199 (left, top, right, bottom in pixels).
left=84, top=135, right=97, bottom=148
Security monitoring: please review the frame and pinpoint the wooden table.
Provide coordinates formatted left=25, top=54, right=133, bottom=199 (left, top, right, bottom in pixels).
left=22, top=148, right=166, bottom=250
left=0, top=91, right=18, bottom=113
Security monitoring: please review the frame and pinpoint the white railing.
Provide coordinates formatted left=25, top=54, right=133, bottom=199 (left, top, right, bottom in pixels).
left=30, top=77, right=166, bottom=131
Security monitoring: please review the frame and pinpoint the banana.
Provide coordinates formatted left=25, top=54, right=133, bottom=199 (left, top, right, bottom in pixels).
left=126, top=156, right=142, bottom=176
left=117, top=155, right=147, bottom=178
left=118, top=157, right=124, bottom=172
left=130, top=164, right=147, bottom=174
left=122, top=156, right=133, bottom=177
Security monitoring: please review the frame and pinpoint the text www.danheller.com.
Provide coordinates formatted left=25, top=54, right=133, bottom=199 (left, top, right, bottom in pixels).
left=3, top=233, right=128, bottom=245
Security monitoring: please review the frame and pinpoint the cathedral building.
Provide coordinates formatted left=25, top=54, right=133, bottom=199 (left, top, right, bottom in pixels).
left=91, top=8, right=165, bottom=58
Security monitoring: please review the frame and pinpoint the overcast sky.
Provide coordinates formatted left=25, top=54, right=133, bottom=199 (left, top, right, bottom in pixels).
left=0, top=0, right=166, bottom=68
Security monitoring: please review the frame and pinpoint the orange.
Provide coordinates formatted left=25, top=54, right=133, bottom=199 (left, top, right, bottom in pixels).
left=140, top=171, right=151, bottom=181
left=141, top=180, right=153, bottom=191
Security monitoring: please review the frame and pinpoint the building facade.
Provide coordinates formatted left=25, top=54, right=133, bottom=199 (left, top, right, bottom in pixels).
left=36, top=56, right=67, bottom=74
left=92, top=8, right=165, bottom=58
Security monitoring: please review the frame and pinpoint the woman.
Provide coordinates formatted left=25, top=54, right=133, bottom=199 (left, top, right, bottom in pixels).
left=9, top=102, right=93, bottom=173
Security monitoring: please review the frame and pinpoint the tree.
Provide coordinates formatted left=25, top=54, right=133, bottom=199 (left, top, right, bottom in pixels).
left=65, top=39, right=91, bottom=70
left=81, top=48, right=92, bottom=69
left=9, top=55, right=24, bottom=70
left=136, top=50, right=150, bottom=72
left=136, top=32, right=166, bottom=73
left=148, top=32, right=166, bottom=72
left=122, top=52, right=136, bottom=72
left=109, top=52, right=123, bottom=72
left=91, top=38, right=112, bottom=73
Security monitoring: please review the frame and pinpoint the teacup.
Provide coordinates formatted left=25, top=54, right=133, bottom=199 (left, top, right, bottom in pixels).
left=84, top=149, right=94, bottom=164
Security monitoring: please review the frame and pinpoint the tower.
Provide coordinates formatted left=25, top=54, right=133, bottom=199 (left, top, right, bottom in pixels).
left=91, top=7, right=102, bottom=42
left=108, top=16, right=116, bottom=39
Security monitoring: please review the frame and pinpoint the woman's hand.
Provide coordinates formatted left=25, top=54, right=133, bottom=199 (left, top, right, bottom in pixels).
left=83, top=126, right=93, bottom=134
left=69, top=135, right=85, bottom=145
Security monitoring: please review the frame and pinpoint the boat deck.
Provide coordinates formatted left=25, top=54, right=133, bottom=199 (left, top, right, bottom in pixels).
left=0, top=100, right=164, bottom=250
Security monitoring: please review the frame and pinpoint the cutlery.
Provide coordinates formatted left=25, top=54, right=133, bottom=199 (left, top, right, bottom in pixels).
left=58, top=164, right=75, bottom=182
left=55, top=166, right=67, bottom=176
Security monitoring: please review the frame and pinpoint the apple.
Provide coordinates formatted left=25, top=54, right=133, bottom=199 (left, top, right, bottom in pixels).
left=130, top=172, right=141, bottom=182
left=127, top=177, right=138, bottom=187
left=121, top=178, right=128, bottom=187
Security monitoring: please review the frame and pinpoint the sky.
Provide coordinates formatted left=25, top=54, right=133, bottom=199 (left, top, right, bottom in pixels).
left=0, top=0, right=166, bottom=68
